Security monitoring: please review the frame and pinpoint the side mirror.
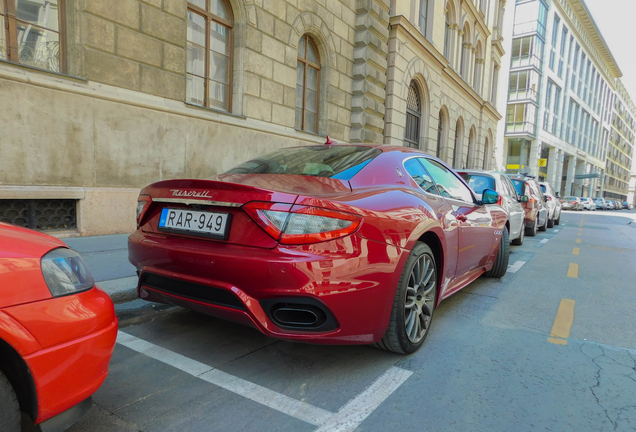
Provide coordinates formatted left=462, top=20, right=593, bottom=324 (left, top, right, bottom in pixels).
left=544, top=195, right=549, bottom=202
left=519, top=195, right=530, bottom=203
left=556, top=192, right=560, bottom=198
left=482, top=189, right=500, bottom=205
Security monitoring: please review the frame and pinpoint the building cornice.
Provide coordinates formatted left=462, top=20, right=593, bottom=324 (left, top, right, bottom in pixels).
left=555, top=0, right=622, bottom=80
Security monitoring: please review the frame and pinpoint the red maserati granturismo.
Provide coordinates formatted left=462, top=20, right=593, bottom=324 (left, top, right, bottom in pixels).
left=128, top=144, right=509, bottom=354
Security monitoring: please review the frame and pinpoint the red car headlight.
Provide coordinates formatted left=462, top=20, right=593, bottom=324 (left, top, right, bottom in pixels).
left=41, top=248, right=95, bottom=297
left=244, top=202, right=363, bottom=245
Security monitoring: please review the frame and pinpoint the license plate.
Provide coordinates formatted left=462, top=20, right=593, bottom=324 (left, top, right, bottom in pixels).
left=158, top=208, right=231, bottom=239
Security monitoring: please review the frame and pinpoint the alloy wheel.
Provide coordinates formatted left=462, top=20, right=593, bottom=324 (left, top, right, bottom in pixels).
left=404, top=254, right=437, bottom=344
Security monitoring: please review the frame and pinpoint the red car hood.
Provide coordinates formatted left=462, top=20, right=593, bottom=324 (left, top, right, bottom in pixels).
left=0, top=222, right=65, bottom=260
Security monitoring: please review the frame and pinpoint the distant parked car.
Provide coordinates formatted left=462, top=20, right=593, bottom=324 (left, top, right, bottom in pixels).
left=612, top=200, right=622, bottom=210
left=459, top=170, right=526, bottom=245
left=594, top=198, right=607, bottom=210
left=539, top=181, right=562, bottom=226
left=561, top=196, right=583, bottom=211
left=581, top=197, right=596, bottom=211
left=605, top=200, right=615, bottom=210
left=624, top=202, right=634, bottom=210
left=508, top=175, right=548, bottom=236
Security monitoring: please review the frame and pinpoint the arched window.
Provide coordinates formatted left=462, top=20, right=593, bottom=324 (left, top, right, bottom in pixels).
left=453, top=120, right=463, bottom=168
left=296, top=35, right=320, bottom=134
left=186, top=0, right=233, bottom=111
left=405, top=82, right=421, bottom=148
left=466, top=128, right=475, bottom=168
left=483, top=138, right=490, bottom=169
left=437, top=109, right=447, bottom=159
left=474, top=41, right=484, bottom=95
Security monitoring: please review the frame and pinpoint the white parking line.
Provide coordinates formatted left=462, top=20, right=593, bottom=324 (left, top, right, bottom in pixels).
left=116, top=331, right=412, bottom=430
left=553, top=229, right=560, bottom=233
left=540, top=239, right=549, bottom=244
left=314, top=367, right=413, bottom=432
left=507, top=260, right=527, bottom=273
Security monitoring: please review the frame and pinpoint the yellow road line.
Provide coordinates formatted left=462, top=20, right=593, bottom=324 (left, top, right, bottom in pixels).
left=572, top=247, right=580, bottom=255
left=577, top=232, right=582, bottom=236
left=576, top=239, right=581, bottom=244
left=567, top=263, right=579, bottom=278
left=548, top=299, right=576, bottom=345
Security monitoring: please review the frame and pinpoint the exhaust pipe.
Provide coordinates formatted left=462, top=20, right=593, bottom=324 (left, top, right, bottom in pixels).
left=260, top=298, right=337, bottom=331
left=273, top=307, right=319, bottom=326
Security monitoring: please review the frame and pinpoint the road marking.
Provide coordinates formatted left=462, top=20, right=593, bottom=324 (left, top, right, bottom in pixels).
left=576, top=239, right=581, bottom=244
left=507, top=260, right=527, bottom=273
left=116, top=331, right=412, bottom=429
left=577, top=232, right=582, bottom=236
left=553, top=229, right=560, bottom=233
left=313, top=367, right=413, bottom=432
left=548, top=299, right=575, bottom=345
left=117, top=331, right=332, bottom=425
left=540, top=239, right=549, bottom=244
left=567, top=263, right=579, bottom=278
left=572, top=247, right=580, bottom=255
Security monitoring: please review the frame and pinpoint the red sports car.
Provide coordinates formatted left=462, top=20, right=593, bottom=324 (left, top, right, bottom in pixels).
left=129, top=144, right=509, bottom=354
left=0, top=223, right=117, bottom=431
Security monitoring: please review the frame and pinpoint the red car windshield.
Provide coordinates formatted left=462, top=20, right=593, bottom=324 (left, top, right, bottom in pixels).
left=223, top=146, right=382, bottom=180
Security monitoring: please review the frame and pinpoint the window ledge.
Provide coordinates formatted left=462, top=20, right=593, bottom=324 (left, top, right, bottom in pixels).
left=0, top=59, right=87, bottom=82
left=184, top=102, right=246, bottom=119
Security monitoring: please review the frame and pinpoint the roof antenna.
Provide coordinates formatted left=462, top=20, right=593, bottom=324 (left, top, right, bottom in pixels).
left=324, top=136, right=336, bottom=145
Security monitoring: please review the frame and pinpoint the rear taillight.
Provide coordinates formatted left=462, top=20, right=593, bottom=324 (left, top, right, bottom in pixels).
left=244, top=202, right=363, bottom=245
left=137, top=195, right=152, bottom=226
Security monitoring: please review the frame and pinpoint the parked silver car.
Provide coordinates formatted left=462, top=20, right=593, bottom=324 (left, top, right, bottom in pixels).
left=581, top=197, right=596, bottom=211
left=539, top=181, right=562, bottom=227
left=594, top=198, right=607, bottom=210
left=459, top=170, right=526, bottom=245
left=561, top=196, right=583, bottom=211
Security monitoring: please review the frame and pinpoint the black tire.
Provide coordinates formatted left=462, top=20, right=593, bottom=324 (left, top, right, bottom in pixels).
left=547, top=217, right=554, bottom=228
left=511, top=222, right=524, bottom=246
left=526, top=219, right=537, bottom=237
left=0, top=370, right=20, bottom=432
left=484, top=227, right=509, bottom=278
left=374, top=242, right=437, bottom=354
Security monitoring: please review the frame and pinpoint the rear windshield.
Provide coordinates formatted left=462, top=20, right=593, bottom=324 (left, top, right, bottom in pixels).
left=540, top=184, right=546, bottom=192
left=224, top=146, right=381, bottom=180
left=510, top=179, right=524, bottom=195
left=459, top=174, right=495, bottom=195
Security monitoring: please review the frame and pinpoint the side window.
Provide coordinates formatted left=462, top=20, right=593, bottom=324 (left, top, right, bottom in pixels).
left=502, top=176, right=518, bottom=199
left=404, top=158, right=440, bottom=195
left=420, top=159, right=474, bottom=203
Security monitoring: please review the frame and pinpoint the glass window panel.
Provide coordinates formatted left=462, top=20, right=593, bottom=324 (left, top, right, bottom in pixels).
left=307, top=67, right=318, bottom=91
left=305, top=89, right=317, bottom=113
left=307, top=40, right=318, bottom=64
left=187, top=42, right=205, bottom=76
left=210, top=0, right=231, bottom=21
left=208, top=80, right=229, bottom=111
left=187, top=11, right=206, bottom=46
left=0, top=17, right=5, bottom=60
left=297, top=61, right=304, bottom=85
left=404, top=158, right=439, bottom=195
left=419, top=159, right=473, bottom=202
left=305, top=111, right=317, bottom=133
left=210, top=23, right=229, bottom=55
left=295, top=107, right=303, bottom=129
left=16, top=23, right=60, bottom=71
left=209, top=52, right=229, bottom=83
left=298, top=36, right=305, bottom=57
left=15, top=0, right=59, bottom=31
left=186, top=74, right=205, bottom=106
left=189, top=0, right=206, bottom=9
left=295, top=85, right=303, bottom=109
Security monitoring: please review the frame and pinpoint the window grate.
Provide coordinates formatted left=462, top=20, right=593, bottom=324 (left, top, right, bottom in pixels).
left=0, top=199, right=77, bottom=231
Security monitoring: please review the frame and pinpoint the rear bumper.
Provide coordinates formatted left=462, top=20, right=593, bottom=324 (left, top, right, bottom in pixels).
left=36, top=397, right=92, bottom=432
left=128, top=230, right=405, bottom=344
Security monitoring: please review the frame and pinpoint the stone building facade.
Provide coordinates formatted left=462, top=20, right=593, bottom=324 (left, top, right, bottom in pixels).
left=385, top=0, right=504, bottom=170
left=0, top=0, right=503, bottom=236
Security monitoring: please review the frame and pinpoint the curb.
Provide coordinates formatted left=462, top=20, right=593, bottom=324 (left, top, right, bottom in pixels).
left=97, top=276, right=138, bottom=304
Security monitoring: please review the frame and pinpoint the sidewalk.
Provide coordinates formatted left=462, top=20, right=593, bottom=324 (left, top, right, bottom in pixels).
left=64, top=233, right=138, bottom=303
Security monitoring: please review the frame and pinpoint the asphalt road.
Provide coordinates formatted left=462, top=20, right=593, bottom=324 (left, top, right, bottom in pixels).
left=36, top=210, right=636, bottom=432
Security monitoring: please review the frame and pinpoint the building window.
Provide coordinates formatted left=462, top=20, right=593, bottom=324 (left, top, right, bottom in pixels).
left=0, top=0, right=64, bottom=72
left=483, top=138, right=490, bottom=169
left=437, top=109, right=447, bottom=160
left=491, top=65, right=499, bottom=106
left=444, top=11, right=451, bottom=59
left=186, top=0, right=233, bottom=111
left=419, top=0, right=428, bottom=37
left=404, top=82, right=421, bottom=149
left=295, top=35, right=320, bottom=134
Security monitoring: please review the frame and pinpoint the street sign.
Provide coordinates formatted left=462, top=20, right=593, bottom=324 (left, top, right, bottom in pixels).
left=574, top=173, right=600, bottom=179
left=538, top=158, right=547, bottom=167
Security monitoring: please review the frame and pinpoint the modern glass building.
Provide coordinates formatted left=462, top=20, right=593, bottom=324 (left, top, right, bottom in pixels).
left=500, top=0, right=633, bottom=199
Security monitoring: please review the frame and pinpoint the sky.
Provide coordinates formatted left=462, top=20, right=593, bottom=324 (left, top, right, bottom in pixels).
left=584, top=0, right=636, bottom=103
